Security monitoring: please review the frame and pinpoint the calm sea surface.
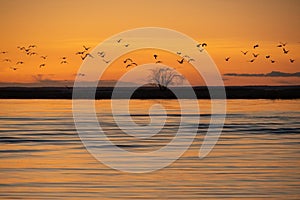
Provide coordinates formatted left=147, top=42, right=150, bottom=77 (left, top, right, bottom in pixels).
left=0, top=99, right=299, bottom=199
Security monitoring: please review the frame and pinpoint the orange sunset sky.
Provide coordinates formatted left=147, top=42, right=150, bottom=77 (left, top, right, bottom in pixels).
left=0, top=0, right=299, bottom=86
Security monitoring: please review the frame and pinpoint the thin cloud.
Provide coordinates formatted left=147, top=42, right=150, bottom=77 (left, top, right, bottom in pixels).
left=224, top=71, right=300, bottom=77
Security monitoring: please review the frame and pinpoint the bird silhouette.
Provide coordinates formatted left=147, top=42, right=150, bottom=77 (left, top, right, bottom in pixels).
left=248, top=59, right=255, bottom=63
left=61, top=57, right=67, bottom=60
left=2, top=59, right=11, bottom=62
left=81, top=54, right=87, bottom=60
left=80, top=53, right=93, bottom=60
left=177, top=58, right=184, bottom=64
left=103, top=59, right=111, bottom=64
left=86, top=53, right=94, bottom=58
left=0, top=51, right=8, bottom=54
left=97, top=51, right=105, bottom=57
left=83, top=45, right=91, bottom=51
left=270, top=60, right=275, bottom=63
left=183, top=55, right=190, bottom=59
left=10, top=67, right=18, bottom=71
left=124, top=44, right=130, bottom=47
left=253, top=44, right=259, bottom=49
left=16, top=61, right=24, bottom=65
left=17, top=46, right=25, bottom=50
left=28, top=45, right=36, bottom=48
left=24, top=49, right=31, bottom=54
left=176, top=52, right=182, bottom=55
left=253, top=53, right=259, bottom=58
left=117, top=39, right=122, bottom=43
left=77, top=73, right=85, bottom=77
left=280, top=42, right=287, bottom=46
left=155, top=60, right=162, bottom=64
left=153, top=54, right=158, bottom=59
left=126, top=62, right=137, bottom=68
left=29, top=52, right=37, bottom=56
left=123, top=58, right=133, bottom=63
left=225, top=57, right=230, bottom=61
left=289, top=59, right=295, bottom=63
left=241, top=51, right=248, bottom=55
left=197, top=43, right=207, bottom=47
left=283, top=48, right=289, bottom=54
left=39, top=63, right=46, bottom=68
left=76, top=51, right=85, bottom=55
left=266, top=55, right=270, bottom=59
left=199, top=48, right=205, bottom=52
left=40, top=55, right=47, bottom=59
left=277, top=44, right=283, bottom=48
left=188, top=58, right=195, bottom=63
left=60, top=60, right=68, bottom=64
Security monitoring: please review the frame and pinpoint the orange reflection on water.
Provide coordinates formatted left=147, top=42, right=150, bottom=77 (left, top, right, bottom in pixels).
left=0, top=99, right=299, bottom=199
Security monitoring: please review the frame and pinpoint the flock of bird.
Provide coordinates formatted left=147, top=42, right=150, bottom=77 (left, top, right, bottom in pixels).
left=0, top=40, right=296, bottom=74
left=224, top=42, right=295, bottom=64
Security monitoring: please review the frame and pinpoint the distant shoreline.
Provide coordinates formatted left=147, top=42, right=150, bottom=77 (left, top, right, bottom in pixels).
left=0, top=86, right=299, bottom=99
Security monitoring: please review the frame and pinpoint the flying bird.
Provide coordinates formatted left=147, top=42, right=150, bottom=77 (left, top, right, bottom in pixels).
left=123, top=58, right=133, bottom=63
left=83, top=45, right=91, bottom=51
left=279, top=42, right=287, bottom=47
left=2, top=59, right=11, bottom=62
left=183, top=55, right=190, bottom=59
left=266, top=55, right=270, bottom=59
left=17, top=46, right=25, bottom=50
left=81, top=54, right=87, bottom=60
left=253, top=53, right=259, bottom=58
left=241, top=51, right=248, bottom=55
left=198, top=48, right=205, bottom=52
left=97, top=51, right=105, bottom=57
left=225, top=57, right=230, bottom=61
left=124, top=44, right=130, bottom=47
left=86, top=53, right=94, bottom=58
left=253, top=44, right=259, bottom=49
left=290, top=59, right=295, bottom=63
left=16, top=61, right=24, bottom=65
left=153, top=54, right=158, bottom=59
left=76, top=51, right=85, bottom=55
left=10, top=67, right=18, bottom=71
left=126, top=62, right=138, bottom=68
left=81, top=53, right=93, bottom=60
left=103, top=59, right=111, bottom=64
left=270, top=60, right=275, bottom=63
left=0, top=51, right=8, bottom=54
left=60, top=60, right=68, bottom=64
left=117, top=39, right=122, bottom=43
left=177, top=58, right=184, bottom=64
left=39, top=63, right=46, bottom=68
left=248, top=59, right=255, bottom=63
left=188, top=58, right=195, bottom=63
left=283, top=48, right=289, bottom=54
left=77, top=73, right=85, bottom=77
left=156, top=60, right=162, bottom=64
left=176, top=52, right=182, bottom=55
left=29, top=52, right=37, bottom=56
left=28, top=45, right=36, bottom=48
left=40, top=55, right=47, bottom=59
left=197, top=43, right=207, bottom=47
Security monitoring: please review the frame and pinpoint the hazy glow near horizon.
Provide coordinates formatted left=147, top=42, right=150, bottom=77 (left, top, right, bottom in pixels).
left=0, top=0, right=299, bottom=86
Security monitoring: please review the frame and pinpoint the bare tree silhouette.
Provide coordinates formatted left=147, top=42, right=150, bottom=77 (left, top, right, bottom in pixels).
left=148, top=67, right=184, bottom=90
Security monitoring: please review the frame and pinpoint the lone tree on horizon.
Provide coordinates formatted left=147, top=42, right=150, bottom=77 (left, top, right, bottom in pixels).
left=148, top=67, right=185, bottom=90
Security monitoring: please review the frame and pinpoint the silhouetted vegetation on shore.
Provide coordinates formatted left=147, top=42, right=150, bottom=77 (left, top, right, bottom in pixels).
left=0, top=86, right=299, bottom=99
